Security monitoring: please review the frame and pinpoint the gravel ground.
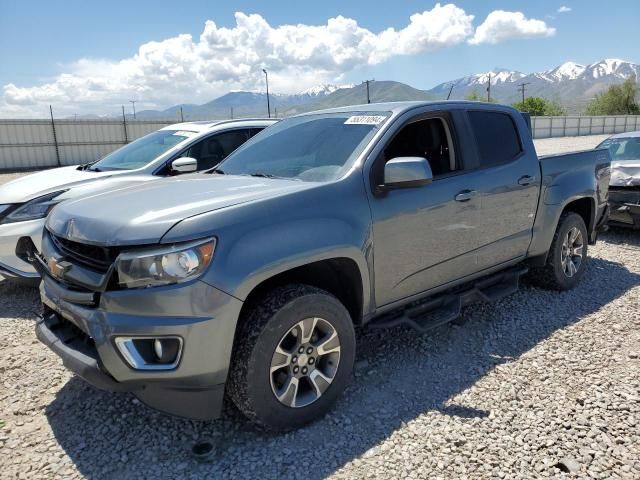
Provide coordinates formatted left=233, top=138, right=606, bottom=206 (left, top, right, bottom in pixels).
left=1, top=134, right=638, bottom=479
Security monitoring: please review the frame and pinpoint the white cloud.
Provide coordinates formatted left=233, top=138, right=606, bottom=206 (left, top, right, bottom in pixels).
left=469, top=10, right=556, bottom=45
left=557, top=6, right=572, bottom=13
left=0, top=4, right=554, bottom=116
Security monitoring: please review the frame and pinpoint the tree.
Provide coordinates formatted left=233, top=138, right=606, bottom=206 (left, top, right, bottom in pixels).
left=512, top=97, right=565, bottom=116
left=586, top=76, right=639, bottom=115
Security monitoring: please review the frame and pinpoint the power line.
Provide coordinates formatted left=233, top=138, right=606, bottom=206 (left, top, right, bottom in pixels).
left=517, top=82, right=531, bottom=103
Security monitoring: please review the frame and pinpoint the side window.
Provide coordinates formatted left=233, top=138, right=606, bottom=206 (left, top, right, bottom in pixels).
left=382, top=118, right=456, bottom=179
left=183, top=129, right=253, bottom=171
left=468, top=111, right=522, bottom=168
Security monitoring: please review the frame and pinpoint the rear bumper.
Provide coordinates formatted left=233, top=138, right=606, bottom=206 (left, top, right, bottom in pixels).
left=608, top=188, right=640, bottom=229
left=0, top=218, right=43, bottom=279
left=38, top=276, right=243, bottom=420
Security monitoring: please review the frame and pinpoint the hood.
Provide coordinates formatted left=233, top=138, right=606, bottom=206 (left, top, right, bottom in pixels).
left=46, top=175, right=315, bottom=246
left=610, top=160, right=640, bottom=187
left=0, top=165, right=124, bottom=204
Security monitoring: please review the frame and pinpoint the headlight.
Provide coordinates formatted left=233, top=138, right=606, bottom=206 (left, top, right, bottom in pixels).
left=2, top=190, right=67, bottom=224
left=115, top=238, right=216, bottom=289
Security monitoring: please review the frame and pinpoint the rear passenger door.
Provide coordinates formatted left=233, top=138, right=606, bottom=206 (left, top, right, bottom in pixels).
left=465, top=110, right=540, bottom=269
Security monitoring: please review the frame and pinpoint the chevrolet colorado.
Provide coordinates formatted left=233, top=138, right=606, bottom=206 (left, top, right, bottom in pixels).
left=31, top=102, right=610, bottom=430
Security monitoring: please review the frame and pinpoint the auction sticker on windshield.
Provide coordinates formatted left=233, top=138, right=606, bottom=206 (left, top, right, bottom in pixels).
left=344, top=116, right=386, bottom=125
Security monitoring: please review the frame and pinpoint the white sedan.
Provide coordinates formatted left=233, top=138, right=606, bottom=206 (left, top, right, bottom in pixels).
left=0, top=118, right=276, bottom=281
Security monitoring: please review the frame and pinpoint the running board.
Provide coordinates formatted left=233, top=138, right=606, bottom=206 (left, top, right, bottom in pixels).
left=368, top=266, right=528, bottom=334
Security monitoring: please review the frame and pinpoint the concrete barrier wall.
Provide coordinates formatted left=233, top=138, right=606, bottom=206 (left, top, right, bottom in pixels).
left=1, top=115, right=639, bottom=171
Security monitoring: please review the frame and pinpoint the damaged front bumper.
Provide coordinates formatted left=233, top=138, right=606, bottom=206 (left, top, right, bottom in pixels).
left=608, top=187, right=640, bottom=229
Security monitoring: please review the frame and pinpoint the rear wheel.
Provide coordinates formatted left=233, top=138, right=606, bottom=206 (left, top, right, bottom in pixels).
left=529, top=212, right=588, bottom=291
left=227, top=285, right=355, bottom=431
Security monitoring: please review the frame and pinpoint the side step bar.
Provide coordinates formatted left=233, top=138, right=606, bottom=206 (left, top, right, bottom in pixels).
left=368, top=266, right=528, bottom=333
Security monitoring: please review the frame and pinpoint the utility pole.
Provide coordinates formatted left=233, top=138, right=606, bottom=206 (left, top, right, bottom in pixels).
left=363, top=79, right=374, bottom=104
left=517, top=82, right=531, bottom=103
left=486, top=73, right=491, bottom=102
left=262, top=69, right=271, bottom=118
left=179, top=106, right=184, bottom=122
left=230, top=106, right=234, bottom=119
left=129, top=100, right=137, bottom=119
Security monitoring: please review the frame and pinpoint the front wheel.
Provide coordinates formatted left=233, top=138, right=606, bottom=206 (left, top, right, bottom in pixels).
left=529, top=212, right=588, bottom=291
left=227, top=285, right=355, bottom=431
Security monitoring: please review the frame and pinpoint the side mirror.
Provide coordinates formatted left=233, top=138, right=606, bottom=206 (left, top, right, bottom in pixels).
left=171, top=157, right=198, bottom=173
left=382, top=157, right=433, bottom=189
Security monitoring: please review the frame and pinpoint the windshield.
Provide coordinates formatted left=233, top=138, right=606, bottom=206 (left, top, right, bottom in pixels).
left=598, top=136, right=640, bottom=162
left=214, top=112, right=389, bottom=182
left=92, top=129, right=196, bottom=171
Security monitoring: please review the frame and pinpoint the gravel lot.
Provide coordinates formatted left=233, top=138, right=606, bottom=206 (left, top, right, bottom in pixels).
left=1, top=134, right=638, bottom=479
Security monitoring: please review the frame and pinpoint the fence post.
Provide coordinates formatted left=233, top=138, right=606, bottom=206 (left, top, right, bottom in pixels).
left=532, top=116, right=536, bottom=139
left=589, top=116, right=593, bottom=135
left=49, top=105, right=61, bottom=167
left=562, top=116, right=567, bottom=137
left=549, top=117, right=553, bottom=138
left=121, top=105, right=128, bottom=144
left=623, top=115, right=628, bottom=133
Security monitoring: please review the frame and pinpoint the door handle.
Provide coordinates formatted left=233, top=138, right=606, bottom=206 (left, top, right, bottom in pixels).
left=518, top=175, right=535, bottom=186
left=454, top=190, right=477, bottom=202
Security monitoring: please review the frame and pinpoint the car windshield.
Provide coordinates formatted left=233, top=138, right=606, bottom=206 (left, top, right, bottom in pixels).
left=213, top=112, right=389, bottom=182
left=597, top=136, right=640, bottom=161
left=92, top=129, right=196, bottom=171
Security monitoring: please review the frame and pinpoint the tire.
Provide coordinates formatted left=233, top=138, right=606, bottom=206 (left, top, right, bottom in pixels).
left=529, top=212, right=588, bottom=291
left=227, top=284, right=355, bottom=431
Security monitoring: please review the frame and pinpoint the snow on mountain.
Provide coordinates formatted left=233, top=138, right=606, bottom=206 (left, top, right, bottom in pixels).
left=585, top=59, right=639, bottom=79
left=297, top=84, right=354, bottom=97
left=540, top=61, right=586, bottom=82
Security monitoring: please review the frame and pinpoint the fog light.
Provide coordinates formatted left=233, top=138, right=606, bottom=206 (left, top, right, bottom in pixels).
left=115, top=336, right=183, bottom=370
left=154, top=339, right=163, bottom=360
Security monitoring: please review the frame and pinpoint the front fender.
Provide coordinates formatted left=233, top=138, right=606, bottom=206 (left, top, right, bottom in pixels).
left=161, top=178, right=374, bottom=315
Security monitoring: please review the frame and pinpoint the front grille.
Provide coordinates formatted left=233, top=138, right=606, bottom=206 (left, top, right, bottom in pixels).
left=50, top=233, right=120, bottom=273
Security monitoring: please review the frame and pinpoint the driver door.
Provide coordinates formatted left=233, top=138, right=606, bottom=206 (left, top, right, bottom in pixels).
left=367, top=112, right=485, bottom=307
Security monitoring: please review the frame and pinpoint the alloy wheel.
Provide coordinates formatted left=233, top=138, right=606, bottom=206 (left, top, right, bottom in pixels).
left=270, top=317, right=341, bottom=408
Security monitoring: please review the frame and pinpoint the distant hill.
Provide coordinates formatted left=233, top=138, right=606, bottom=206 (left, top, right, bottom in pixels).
left=128, top=58, right=639, bottom=120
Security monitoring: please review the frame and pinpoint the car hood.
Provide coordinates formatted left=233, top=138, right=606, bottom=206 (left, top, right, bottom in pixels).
left=0, top=165, right=127, bottom=204
left=610, top=160, right=640, bottom=187
left=46, top=175, right=315, bottom=246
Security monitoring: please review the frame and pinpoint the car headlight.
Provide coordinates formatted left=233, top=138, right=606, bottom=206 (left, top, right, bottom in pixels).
left=2, top=190, right=67, bottom=224
left=115, top=238, right=216, bottom=289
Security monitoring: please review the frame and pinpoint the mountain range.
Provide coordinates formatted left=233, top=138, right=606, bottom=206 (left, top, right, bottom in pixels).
left=131, top=59, right=639, bottom=120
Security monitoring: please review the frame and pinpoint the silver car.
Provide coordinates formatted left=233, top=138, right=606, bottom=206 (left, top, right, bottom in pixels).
left=0, top=119, right=276, bottom=281
left=596, top=131, right=640, bottom=228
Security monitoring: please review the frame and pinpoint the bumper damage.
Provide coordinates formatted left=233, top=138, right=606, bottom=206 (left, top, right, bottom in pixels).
left=36, top=272, right=243, bottom=421
left=608, top=188, right=640, bottom=229
left=0, top=218, right=43, bottom=280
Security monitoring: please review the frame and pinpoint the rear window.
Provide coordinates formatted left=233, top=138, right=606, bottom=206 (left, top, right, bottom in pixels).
left=468, top=111, right=522, bottom=167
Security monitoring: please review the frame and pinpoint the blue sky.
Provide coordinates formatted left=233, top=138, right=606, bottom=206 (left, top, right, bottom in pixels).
left=1, top=0, right=638, bottom=116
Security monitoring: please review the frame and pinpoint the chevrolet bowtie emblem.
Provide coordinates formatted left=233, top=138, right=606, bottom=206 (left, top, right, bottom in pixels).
left=48, top=257, right=71, bottom=278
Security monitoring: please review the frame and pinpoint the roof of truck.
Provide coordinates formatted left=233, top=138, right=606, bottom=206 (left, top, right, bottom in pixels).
left=607, top=130, right=640, bottom=139
left=160, top=118, right=277, bottom=133
left=298, top=100, right=508, bottom=117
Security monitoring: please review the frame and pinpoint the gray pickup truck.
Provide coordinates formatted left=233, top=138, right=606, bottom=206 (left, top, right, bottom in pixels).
left=30, top=101, right=610, bottom=430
